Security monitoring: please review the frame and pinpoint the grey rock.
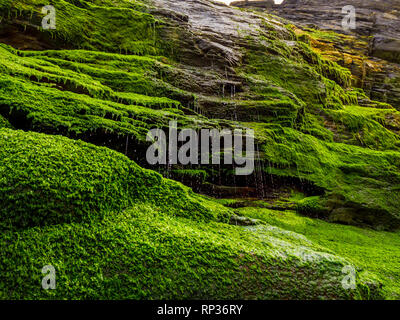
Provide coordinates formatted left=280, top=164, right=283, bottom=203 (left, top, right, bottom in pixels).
left=232, top=0, right=400, bottom=109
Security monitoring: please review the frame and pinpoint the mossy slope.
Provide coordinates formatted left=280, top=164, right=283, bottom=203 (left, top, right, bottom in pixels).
left=0, top=0, right=399, bottom=229
left=0, top=128, right=372, bottom=299
left=0, top=0, right=398, bottom=300
left=0, top=128, right=230, bottom=230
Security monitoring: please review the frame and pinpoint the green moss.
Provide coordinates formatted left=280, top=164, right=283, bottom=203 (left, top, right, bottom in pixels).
left=0, top=128, right=231, bottom=230
left=0, top=44, right=214, bottom=146
left=170, top=169, right=209, bottom=184
left=0, top=114, right=12, bottom=128
left=0, top=0, right=399, bottom=300
left=0, top=44, right=184, bottom=107
left=236, top=206, right=400, bottom=299
left=242, top=41, right=355, bottom=112
left=238, top=29, right=400, bottom=227
left=297, top=42, right=353, bottom=88
left=245, top=122, right=400, bottom=228
left=0, top=0, right=158, bottom=55
left=0, top=6, right=392, bottom=230
left=323, top=105, right=400, bottom=150
left=0, top=204, right=371, bottom=299
left=299, top=112, right=334, bottom=142
left=0, top=73, right=201, bottom=142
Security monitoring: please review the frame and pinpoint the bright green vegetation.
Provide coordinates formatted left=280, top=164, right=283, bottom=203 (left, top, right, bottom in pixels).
left=0, top=114, right=12, bottom=128
left=237, top=30, right=400, bottom=229
left=249, top=123, right=400, bottom=229
left=0, top=129, right=374, bottom=300
left=324, top=104, right=400, bottom=150
left=0, top=204, right=375, bottom=300
left=236, top=206, right=400, bottom=299
left=0, top=0, right=399, bottom=300
left=0, top=1, right=398, bottom=232
left=0, top=0, right=157, bottom=54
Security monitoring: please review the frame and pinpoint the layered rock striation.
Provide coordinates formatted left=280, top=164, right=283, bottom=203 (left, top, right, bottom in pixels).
left=232, top=0, right=400, bottom=108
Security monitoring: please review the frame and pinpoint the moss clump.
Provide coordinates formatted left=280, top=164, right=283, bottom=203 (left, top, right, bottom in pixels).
left=0, top=44, right=215, bottom=147
left=323, top=105, right=400, bottom=150
left=19, top=48, right=188, bottom=105
left=236, top=206, right=400, bottom=299
left=242, top=42, right=355, bottom=111
left=0, top=204, right=371, bottom=299
left=0, top=73, right=179, bottom=140
left=0, top=128, right=231, bottom=230
left=247, top=122, right=400, bottom=229
left=0, top=0, right=158, bottom=55
left=0, top=114, right=12, bottom=128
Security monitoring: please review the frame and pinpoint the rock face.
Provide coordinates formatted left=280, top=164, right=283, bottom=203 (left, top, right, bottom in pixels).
left=0, top=0, right=400, bottom=230
left=232, top=0, right=400, bottom=109
left=0, top=0, right=399, bottom=300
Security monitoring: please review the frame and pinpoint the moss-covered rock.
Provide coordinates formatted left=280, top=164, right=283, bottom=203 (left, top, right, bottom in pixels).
left=235, top=205, right=399, bottom=299
left=0, top=0, right=399, bottom=300
left=0, top=204, right=374, bottom=299
left=0, top=0, right=157, bottom=54
left=0, top=128, right=230, bottom=229
left=297, top=196, right=329, bottom=218
left=0, top=114, right=12, bottom=128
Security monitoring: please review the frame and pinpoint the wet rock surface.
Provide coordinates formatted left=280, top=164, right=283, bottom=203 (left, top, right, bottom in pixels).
left=1, top=0, right=400, bottom=230
left=232, top=0, right=400, bottom=109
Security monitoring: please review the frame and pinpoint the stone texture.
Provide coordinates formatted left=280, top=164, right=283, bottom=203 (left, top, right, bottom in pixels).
left=232, top=0, right=400, bottom=110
